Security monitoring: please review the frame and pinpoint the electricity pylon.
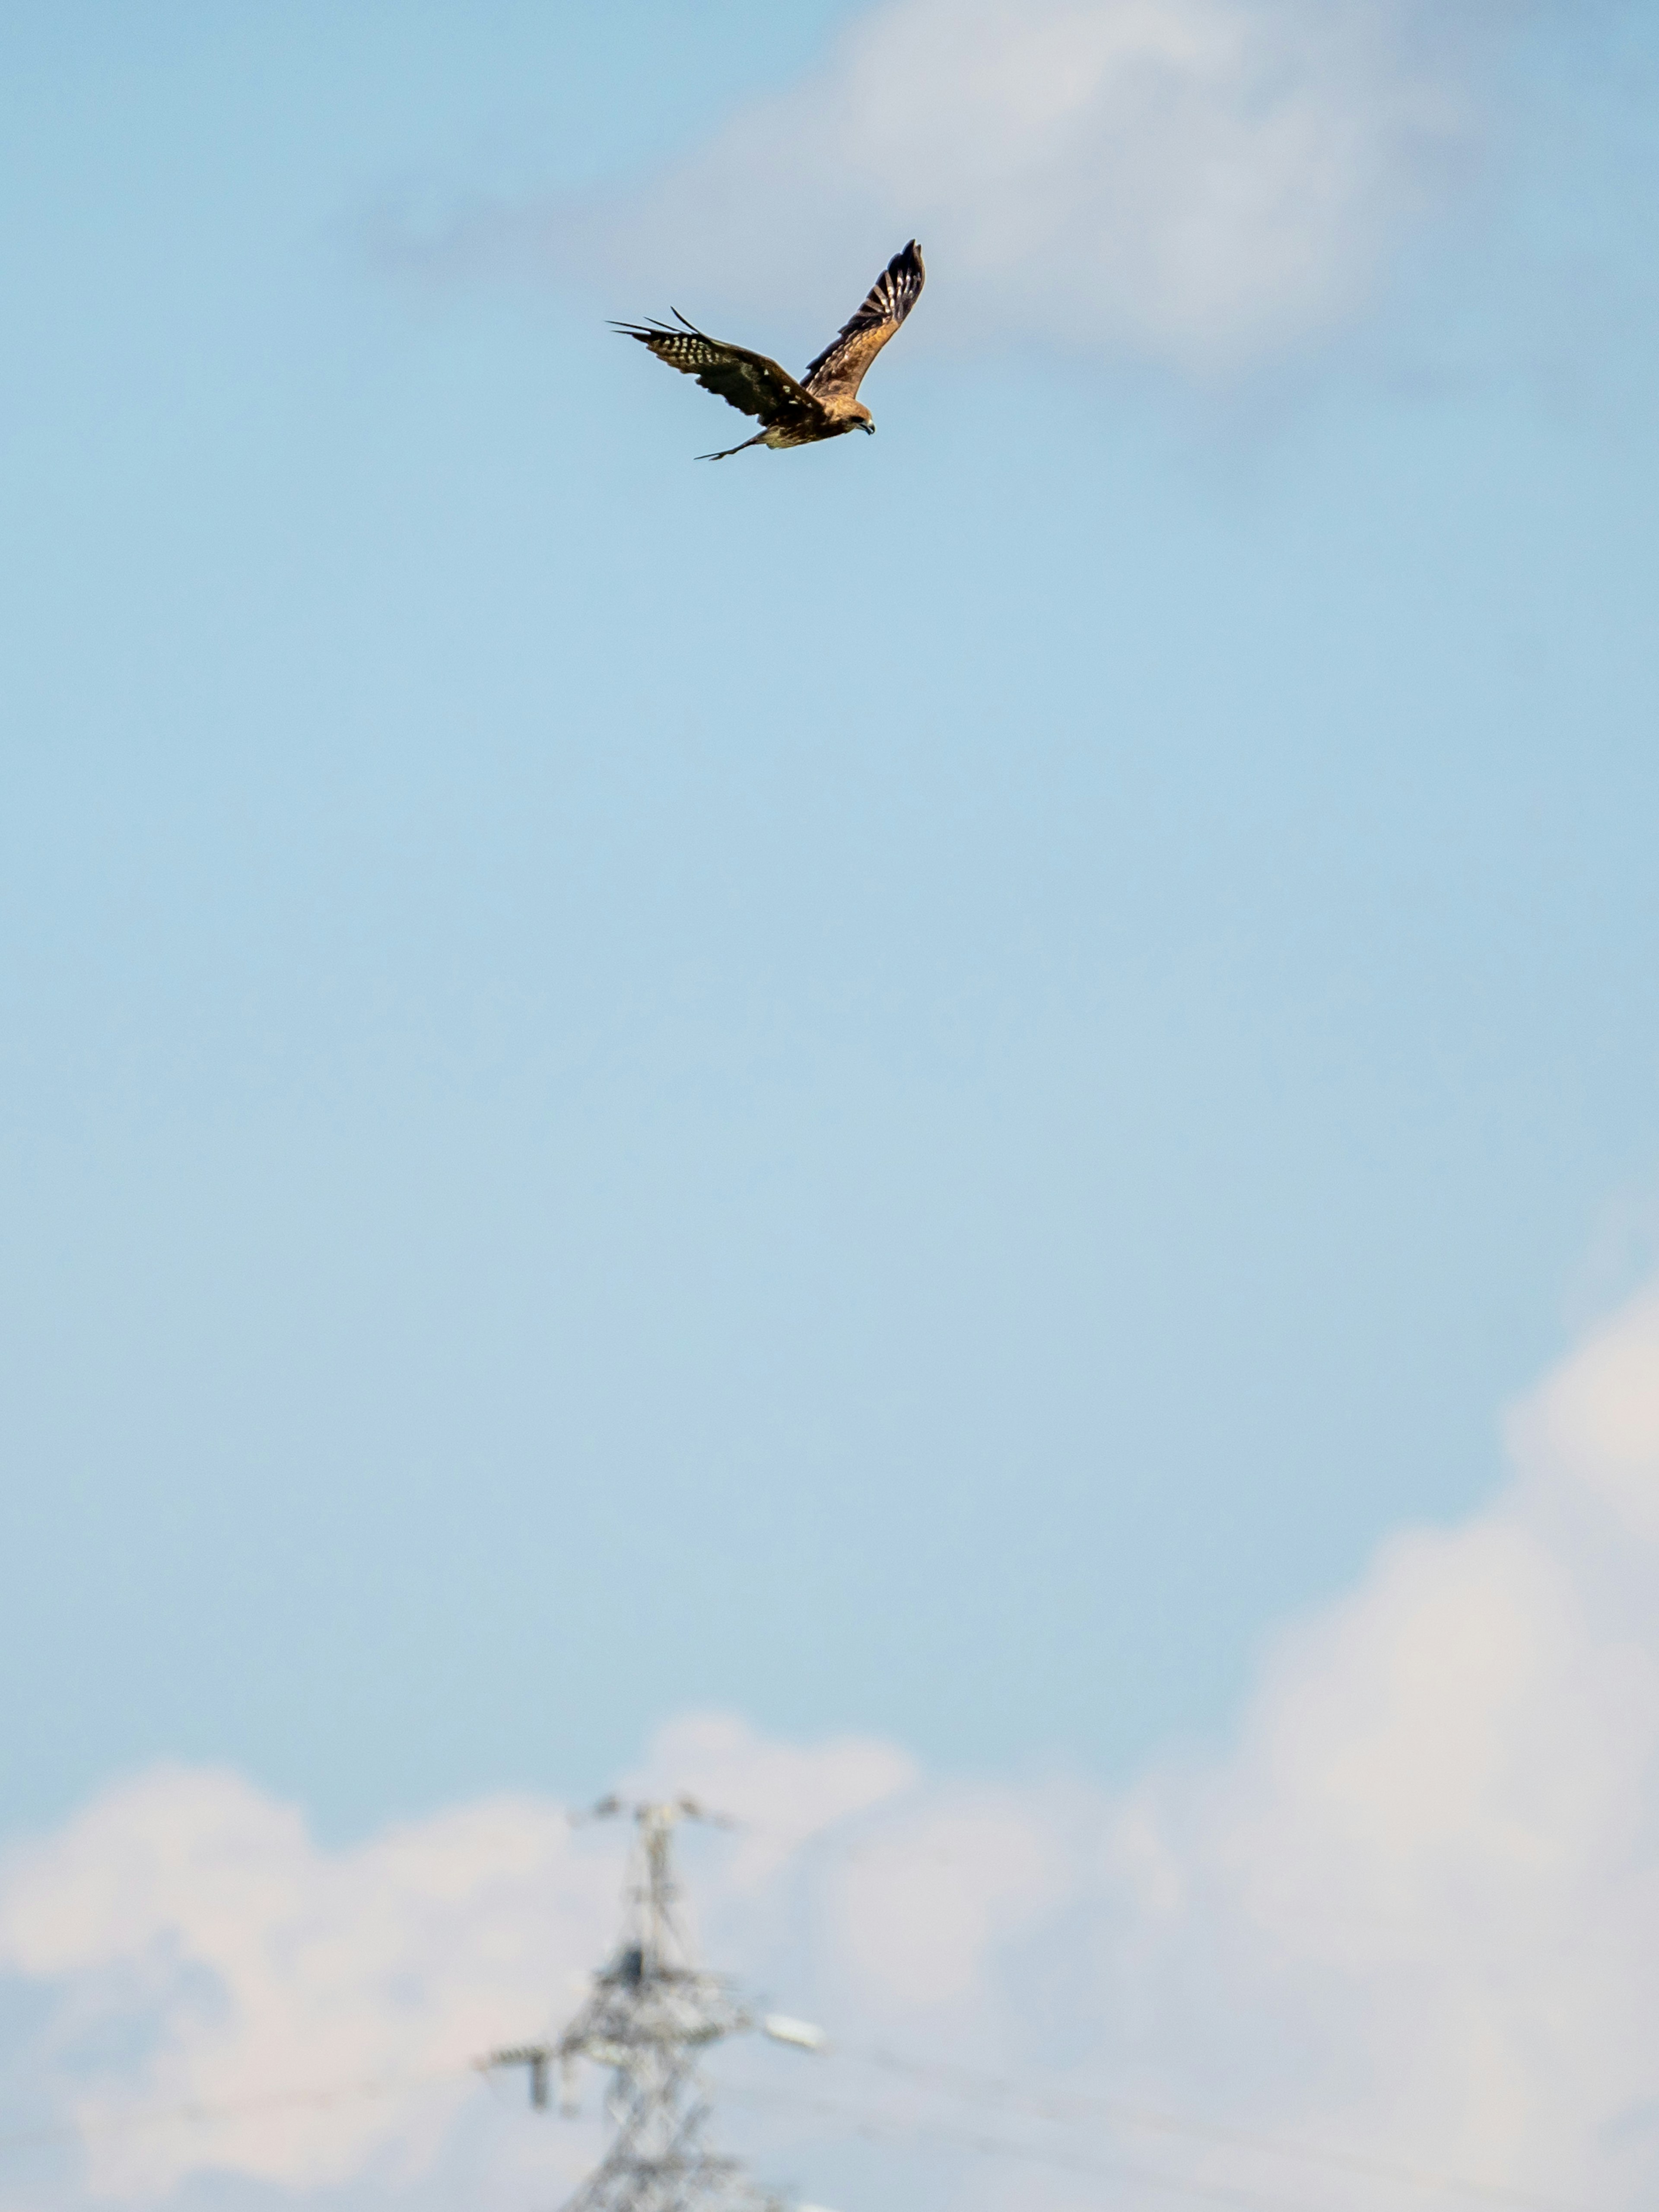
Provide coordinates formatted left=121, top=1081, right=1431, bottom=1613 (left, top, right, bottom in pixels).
left=488, top=1796, right=823, bottom=2212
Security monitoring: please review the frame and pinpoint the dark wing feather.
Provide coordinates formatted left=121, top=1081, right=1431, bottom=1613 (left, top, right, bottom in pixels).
left=613, top=315, right=824, bottom=430
left=801, top=240, right=925, bottom=403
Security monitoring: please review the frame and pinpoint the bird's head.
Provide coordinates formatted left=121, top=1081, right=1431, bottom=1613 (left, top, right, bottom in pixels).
left=848, top=403, right=875, bottom=435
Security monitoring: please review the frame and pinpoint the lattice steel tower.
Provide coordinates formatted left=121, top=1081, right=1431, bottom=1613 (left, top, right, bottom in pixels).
left=489, top=1796, right=820, bottom=2212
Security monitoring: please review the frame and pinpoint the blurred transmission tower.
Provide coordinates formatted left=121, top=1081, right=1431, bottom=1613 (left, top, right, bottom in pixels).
left=487, top=1796, right=825, bottom=2212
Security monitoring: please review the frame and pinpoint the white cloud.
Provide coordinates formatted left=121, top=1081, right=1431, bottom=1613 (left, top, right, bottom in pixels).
left=545, top=0, right=1489, bottom=377
left=1510, top=1289, right=1659, bottom=1540
left=0, top=1730, right=914, bottom=2203
left=6, top=1283, right=1659, bottom=2209
left=1105, top=1517, right=1659, bottom=2204
left=824, top=1795, right=1072, bottom=2009
left=0, top=1773, right=595, bottom=2195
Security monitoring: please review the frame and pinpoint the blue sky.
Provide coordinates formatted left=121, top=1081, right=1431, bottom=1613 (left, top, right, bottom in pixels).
left=4, top=0, right=1659, bottom=1866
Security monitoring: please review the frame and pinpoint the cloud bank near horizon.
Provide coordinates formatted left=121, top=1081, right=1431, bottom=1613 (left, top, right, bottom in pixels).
left=5, top=1286, right=1659, bottom=2211
left=509, top=0, right=1494, bottom=378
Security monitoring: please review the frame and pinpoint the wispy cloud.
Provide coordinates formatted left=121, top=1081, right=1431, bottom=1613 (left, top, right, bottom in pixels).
left=6, top=1286, right=1659, bottom=2209
left=505, top=0, right=1494, bottom=378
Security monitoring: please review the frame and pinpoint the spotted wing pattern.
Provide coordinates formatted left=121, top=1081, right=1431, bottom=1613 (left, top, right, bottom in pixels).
left=801, top=240, right=926, bottom=404
left=612, top=315, right=826, bottom=434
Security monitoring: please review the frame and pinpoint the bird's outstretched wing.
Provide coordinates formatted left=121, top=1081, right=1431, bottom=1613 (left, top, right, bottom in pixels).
left=801, top=241, right=925, bottom=404
left=613, top=314, right=825, bottom=432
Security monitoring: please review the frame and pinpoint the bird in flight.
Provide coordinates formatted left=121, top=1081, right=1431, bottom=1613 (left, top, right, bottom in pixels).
left=614, top=240, right=925, bottom=460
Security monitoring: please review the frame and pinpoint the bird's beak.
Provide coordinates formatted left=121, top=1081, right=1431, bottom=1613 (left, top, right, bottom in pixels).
left=862, top=420, right=877, bottom=435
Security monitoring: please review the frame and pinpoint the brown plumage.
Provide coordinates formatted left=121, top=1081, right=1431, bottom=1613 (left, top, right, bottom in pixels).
left=613, top=241, right=926, bottom=459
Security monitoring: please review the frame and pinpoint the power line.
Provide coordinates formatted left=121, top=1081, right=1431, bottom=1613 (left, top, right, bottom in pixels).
left=0, top=1824, right=1607, bottom=2212
left=830, top=2044, right=1595, bottom=2212
left=0, top=2027, right=1608, bottom=2212
left=718, top=2078, right=1328, bottom=2212
left=0, top=2035, right=1607, bottom=2212
left=0, top=2061, right=475, bottom=2155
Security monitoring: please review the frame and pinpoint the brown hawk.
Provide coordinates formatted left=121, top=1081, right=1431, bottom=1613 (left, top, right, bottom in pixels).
left=614, top=240, right=926, bottom=460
